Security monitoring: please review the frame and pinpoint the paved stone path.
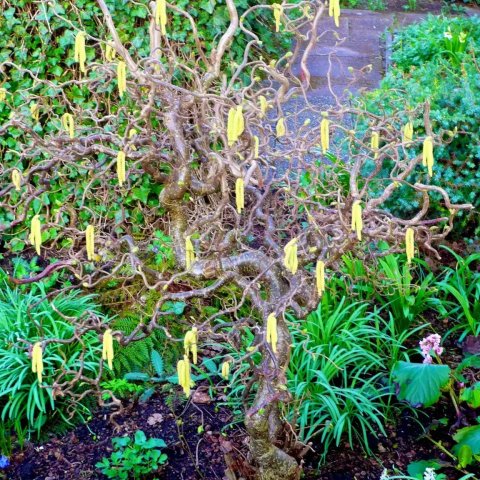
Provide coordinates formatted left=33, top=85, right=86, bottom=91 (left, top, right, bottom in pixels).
left=292, top=8, right=429, bottom=100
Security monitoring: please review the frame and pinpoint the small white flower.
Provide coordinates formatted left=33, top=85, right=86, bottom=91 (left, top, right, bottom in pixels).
left=380, top=469, right=390, bottom=480
left=443, top=31, right=453, bottom=40
left=423, top=467, right=437, bottom=480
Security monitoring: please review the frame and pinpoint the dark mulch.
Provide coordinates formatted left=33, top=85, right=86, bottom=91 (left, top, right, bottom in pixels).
left=6, top=390, right=250, bottom=480
left=6, top=385, right=480, bottom=480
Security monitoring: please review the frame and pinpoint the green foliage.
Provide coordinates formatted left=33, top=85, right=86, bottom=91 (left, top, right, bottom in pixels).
left=360, top=16, right=480, bottom=237
left=375, top=255, right=435, bottom=332
left=391, top=361, right=450, bottom=408
left=331, top=252, right=435, bottom=332
left=0, top=0, right=293, bottom=254
left=285, top=294, right=412, bottom=460
left=407, top=460, right=445, bottom=480
left=429, top=248, right=480, bottom=338
left=110, top=316, right=157, bottom=376
left=459, top=383, right=480, bottom=409
left=96, top=430, right=167, bottom=480
left=453, top=425, right=480, bottom=458
left=0, top=275, right=105, bottom=445
left=100, top=379, right=144, bottom=401
left=149, top=230, right=175, bottom=271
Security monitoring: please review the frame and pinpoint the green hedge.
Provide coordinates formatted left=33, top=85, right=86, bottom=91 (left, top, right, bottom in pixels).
left=359, top=15, right=480, bottom=238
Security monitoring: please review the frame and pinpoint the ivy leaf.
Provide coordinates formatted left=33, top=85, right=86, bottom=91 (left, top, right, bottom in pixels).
left=162, top=301, right=186, bottom=315
left=392, top=361, right=450, bottom=407
left=131, top=186, right=150, bottom=203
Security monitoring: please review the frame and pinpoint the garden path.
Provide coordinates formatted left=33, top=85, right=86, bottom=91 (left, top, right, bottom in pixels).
left=291, top=8, right=429, bottom=102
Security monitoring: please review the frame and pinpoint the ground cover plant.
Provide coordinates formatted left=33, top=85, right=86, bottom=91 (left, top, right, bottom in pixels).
left=0, top=1, right=479, bottom=480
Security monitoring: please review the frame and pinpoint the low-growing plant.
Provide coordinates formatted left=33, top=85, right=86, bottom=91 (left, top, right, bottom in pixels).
left=392, top=333, right=480, bottom=475
left=0, top=275, right=106, bottom=443
left=96, top=430, right=168, bottom=480
left=286, top=294, right=412, bottom=460
left=100, top=379, right=145, bottom=401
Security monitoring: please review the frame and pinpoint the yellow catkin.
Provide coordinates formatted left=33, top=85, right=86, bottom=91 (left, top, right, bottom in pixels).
left=422, top=136, right=434, bottom=177
left=320, top=113, right=330, bottom=154
left=30, top=103, right=40, bottom=122
left=371, top=131, right=379, bottom=159
left=62, top=113, right=75, bottom=139
left=316, top=259, right=325, bottom=297
left=351, top=200, right=363, bottom=241
left=116, top=151, right=126, bottom=186
left=184, top=327, right=198, bottom=365
left=177, top=354, right=192, bottom=397
left=273, top=4, right=283, bottom=32
left=128, top=128, right=137, bottom=151
left=29, top=214, right=42, bottom=255
left=227, top=106, right=244, bottom=146
left=283, top=238, right=298, bottom=274
left=117, top=61, right=127, bottom=97
left=185, top=235, right=196, bottom=269
left=32, top=342, right=44, bottom=384
left=403, top=121, right=413, bottom=143
left=227, top=107, right=237, bottom=146
left=105, top=43, right=116, bottom=62
left=235, top=105, right=244, bottom=138
left=235, top=178, right=245, bottom=214
left=276, top=117, right=286, bottom=137
left=0, top=88, right=6, bottom=101
left=329, top=0, right=341, bottom=27
left=177, top=359, right=186, bottom=394
left=74, top=31, right=87, bottom=73
left=405, top=227, right=415, bottom=265
left=221, top=361, right=230, bottom=380
left=102, top=329, right=114, bottom=370
left=266, top=313, right=278, bottom=353
left=12, top=169, right=22, bottom=191
left=259, top=96, right=268, bottom=117
left=253, top=135, right=259, bottom=159
left=155, top=0, right=167, bottom=35
left=85, top=224, right=95, bottom=261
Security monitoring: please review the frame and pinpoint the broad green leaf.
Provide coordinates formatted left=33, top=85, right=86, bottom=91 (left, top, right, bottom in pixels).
left=392, top=361, right=450, bottom=407
left=453, top=425, right=480, bottom=456
left=407, top=460, right=443, bottom=479
left=457, top=444, right=473, bottom=468
left=460, top=383, right=480, bottom=408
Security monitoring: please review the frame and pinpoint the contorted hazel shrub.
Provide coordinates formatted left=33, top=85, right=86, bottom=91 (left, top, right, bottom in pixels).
left=0, top=1, right=472, bottom=478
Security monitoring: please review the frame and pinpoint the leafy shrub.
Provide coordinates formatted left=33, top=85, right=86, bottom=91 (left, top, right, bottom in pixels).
left=360, top=16, right=480, bottom=237
left=286, top=294, right=411, bottom=460
left=96, top=430, right=167, bottom=480
left=0, top=276, right=105, bottom=440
